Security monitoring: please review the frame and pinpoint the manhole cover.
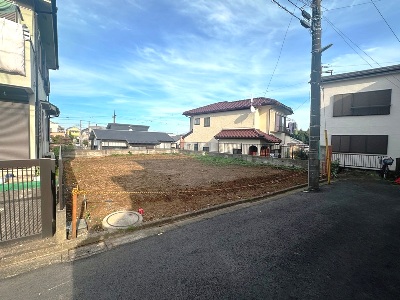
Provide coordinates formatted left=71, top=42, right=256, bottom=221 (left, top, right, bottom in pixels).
left=102, top=211, right=143, bottom=231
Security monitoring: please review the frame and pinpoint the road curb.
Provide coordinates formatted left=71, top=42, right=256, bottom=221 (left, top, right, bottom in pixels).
left=0, top=181, right=327, bottom=279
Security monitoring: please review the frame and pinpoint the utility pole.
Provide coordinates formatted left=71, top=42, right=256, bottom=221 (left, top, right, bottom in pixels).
left=308, top=0, right=322, bottom=191
left=272, top=0, right=330, bottom=191
left=112, top=110, right=117, bottom=123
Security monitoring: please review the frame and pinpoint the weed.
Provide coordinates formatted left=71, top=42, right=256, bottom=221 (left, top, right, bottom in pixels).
left=331, top=159, right=340, bottom=178
left=195, top=154, right=255, bottom=167
left=84, top=210, right=91, bottom=220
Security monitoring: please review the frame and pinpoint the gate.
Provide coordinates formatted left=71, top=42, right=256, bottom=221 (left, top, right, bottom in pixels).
left=0, top=159, right=56, bottom=242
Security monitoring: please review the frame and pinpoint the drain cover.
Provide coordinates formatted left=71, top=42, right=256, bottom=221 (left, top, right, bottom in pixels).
left=102, top=211, right=143, bottom=230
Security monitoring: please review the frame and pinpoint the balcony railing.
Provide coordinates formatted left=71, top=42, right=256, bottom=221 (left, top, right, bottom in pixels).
left=331, top=153, right=381, bottom=170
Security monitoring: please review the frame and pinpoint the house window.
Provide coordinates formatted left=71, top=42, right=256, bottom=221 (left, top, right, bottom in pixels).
left=194, top=143, right=199, bottom=151
left=194, top=118, right=200, bottom=125
left=233, top=149, right=242, bottom=154
left=204, top=117, right=210, bottom=127
left=274, top=114, right=286, bottom=132
left=202, top=147, right=209, bottom=152
left=331, top=135, right=388, bottom=155
left=333, top=89, right=391, bottom=117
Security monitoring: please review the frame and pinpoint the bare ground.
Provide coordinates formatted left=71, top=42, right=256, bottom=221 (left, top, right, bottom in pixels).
left=63, top=153, right=308, bottom=232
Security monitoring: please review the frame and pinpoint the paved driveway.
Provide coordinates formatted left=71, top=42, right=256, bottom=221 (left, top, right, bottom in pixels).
left=1, top=177, right=400, bottom=299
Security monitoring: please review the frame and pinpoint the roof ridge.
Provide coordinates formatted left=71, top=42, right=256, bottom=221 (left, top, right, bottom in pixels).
left=322, top=64, right=400, bottom=83
left=183, top=97, right=292, bottom=116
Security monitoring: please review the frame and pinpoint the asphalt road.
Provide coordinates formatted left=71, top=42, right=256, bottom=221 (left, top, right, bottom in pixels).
left=1, top=177, right=400, bottom=299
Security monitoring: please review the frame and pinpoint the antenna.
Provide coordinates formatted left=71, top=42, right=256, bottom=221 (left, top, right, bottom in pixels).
left=112, top=110, right=117, bottom=123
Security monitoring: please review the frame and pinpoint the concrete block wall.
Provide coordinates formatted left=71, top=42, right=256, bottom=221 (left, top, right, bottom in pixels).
left=181, top=150, right=308, bottom=169
left=62, top=148, right=180, bottom=158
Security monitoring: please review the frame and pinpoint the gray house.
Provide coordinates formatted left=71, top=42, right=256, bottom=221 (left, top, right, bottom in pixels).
left=90, top=129, right=175, bottom=150
left=106, top=123, right=149, bottom=131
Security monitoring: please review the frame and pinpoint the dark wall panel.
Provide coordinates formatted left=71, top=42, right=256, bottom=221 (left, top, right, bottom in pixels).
left=0, top=100, right=30, bottom=160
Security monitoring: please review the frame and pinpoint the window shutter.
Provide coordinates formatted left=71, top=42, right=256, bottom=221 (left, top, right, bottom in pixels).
left=350, top=135, right=366, bottom=153
left=333, top=95, right=343, bottom=116
left=331, top=135, right=388, bottom=154
left=366, top=135, right=388, bottom=154
left=333, top=90, right=391, bottom=117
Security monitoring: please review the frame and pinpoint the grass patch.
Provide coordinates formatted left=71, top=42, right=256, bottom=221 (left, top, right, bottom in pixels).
left=193, top=153, right=305, bottom=171
left=194, top=154, right=256, bottom=167
left=0, top=180, right=41, bottom=192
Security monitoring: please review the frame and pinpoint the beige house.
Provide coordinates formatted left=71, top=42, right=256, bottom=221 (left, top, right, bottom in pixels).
left=49, top=121, right=64, bottom=136
left=182, top=97, right=293, bottom=156
left=321, top=64, right=400, bottom=171
left=0, top=0, right=59, bottom=160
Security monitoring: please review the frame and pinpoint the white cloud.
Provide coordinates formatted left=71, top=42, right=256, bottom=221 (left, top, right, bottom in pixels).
left=51, top=0, right=400, bottom=134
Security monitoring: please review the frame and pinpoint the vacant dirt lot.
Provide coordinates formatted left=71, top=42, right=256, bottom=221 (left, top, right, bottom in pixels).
left=63, top=153, right=308, bottom=232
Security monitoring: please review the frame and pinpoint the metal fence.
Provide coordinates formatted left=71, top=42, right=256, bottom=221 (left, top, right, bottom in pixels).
left=0, top=159, right=56, bottom=243
left=332, top=153, right=381, bottom=170
left=280, top=145, right=309, bottom=159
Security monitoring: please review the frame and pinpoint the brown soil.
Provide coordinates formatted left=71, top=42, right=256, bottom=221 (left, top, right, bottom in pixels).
left=63, top=153, right=308, bottom=232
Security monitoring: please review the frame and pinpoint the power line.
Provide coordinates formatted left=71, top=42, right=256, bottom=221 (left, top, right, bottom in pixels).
left=324, top=17, right=400, bottom=88
left=370, top=0, right=400, bottom=43
left=287, top=0, right=303, bottom=10
left=297, top=0, right=311, bottom=7
left=271, top=0, right=303, bottom=22
left=322, top=0, right=383, bottom=12
left=264, top=1, right=296, bottom=96
left=293, top=97, right=310, bottom=112
left=265, top=82, right=307, bottom=92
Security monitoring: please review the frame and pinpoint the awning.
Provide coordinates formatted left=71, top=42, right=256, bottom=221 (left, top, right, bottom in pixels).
left=0, top=86, right=29, bottom=102
left=215, top=128, right=281, bottom=144
left=40, top=100, right=59, bottom=117
left=0, top=0, right=15, bottom=12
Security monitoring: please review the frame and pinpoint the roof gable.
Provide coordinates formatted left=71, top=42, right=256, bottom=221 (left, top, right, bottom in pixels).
left=183, top=97, right=293, bottom=116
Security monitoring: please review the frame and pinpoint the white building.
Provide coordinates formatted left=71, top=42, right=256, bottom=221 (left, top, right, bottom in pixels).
left=321, top=64, right=400, bottom=172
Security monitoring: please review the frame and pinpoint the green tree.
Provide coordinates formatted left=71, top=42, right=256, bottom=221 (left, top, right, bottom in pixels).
left=291, top=129, right=309, bottom=144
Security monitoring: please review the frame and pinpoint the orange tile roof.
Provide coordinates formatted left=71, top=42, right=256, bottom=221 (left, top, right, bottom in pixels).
left=183, top=97, right=293, bottom=116
left=214, top=128, right=281, bottom=143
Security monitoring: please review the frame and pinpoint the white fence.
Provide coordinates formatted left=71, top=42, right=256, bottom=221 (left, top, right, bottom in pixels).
left=332, top=153, right=381, bottom=170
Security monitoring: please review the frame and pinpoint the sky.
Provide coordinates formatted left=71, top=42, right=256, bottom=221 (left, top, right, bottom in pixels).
left=50, top=0, right=400, bottom=133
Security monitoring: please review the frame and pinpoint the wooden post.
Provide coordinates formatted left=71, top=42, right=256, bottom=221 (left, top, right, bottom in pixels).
left=71, top=187, right=78, bottom=239
left=328, top=146, right=332, bottom=183
left=324, top=130, right=331, bottom=184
